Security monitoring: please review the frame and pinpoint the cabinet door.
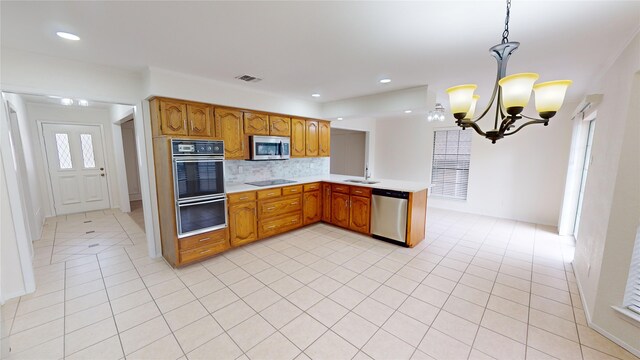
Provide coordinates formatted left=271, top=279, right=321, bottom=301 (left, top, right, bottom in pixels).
left=322, top=183, right=331, bottom=222
left=303, top=191, right=322, bottom=225
left=349, top=195, right=371, bottom=234
left=269, top=116, right=291, bottom=136
left=306, top=120, right=319, bottom=157
left=159, top=100, right=188, bottom=136
left=187, top=103, right=214, bottom=137
left=291, top=118, right=306, bottom=157
left=215, top=108, right=245, bottom=159
left=229, top=202, right=258, bottom=247
left=331, top=192, right=350, bottom=228
left=319, top=121, right=331, bottom=157
left=244, top=112, right=269, bottom=135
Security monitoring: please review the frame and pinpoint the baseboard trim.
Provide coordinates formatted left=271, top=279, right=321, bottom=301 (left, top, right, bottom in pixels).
left=571, top=262, right=640, bottom=358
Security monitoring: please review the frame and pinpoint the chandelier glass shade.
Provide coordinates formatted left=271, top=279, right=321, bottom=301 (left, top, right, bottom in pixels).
left=446, top=0, right=572, bottom=143
left=427, top=103, right=446, bottom=122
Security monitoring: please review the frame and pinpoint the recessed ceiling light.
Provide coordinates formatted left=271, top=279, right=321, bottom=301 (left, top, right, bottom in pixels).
left=61, top=98, right=74, bottom=106
left=56, top=32, right=80, bottom=41
left=404, top=110, right=412, bottom=113
left=47, top=95, right=62, bottom=99
left=380, top=79, right=391, bottom=84
left=78, top=99, right=89, bottom=107
left=311, top=93, right=321, bottom=98
left=337, top=117, right=343, bottom=120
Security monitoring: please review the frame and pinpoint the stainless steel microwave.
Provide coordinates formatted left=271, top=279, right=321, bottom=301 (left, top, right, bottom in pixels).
left=250, top=136, right=290, bottom=160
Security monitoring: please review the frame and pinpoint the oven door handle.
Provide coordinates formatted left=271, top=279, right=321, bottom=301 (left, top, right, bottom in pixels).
left=178, top=198, right=226, bottom=207
left=174, top=158, right=224, bottom=164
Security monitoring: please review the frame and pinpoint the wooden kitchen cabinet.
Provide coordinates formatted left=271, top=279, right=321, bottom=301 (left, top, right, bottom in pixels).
left=269, top=116, right=291, bottom=136
left=306, top=120, right=319, bottom=156
left=215, top=108, right=246, bottom=159
left=244, top=112, right=269, bottom=135
left=303, top=190, right=322, bottom=225
left=228, top=201, right=258, bottom=247
left=158, top=99, right=188, bottom=136
left=291, top=118, right=306, bottom=157
left=187, top=103, right=214, bottom=137
left=322, top=183, right=332, bottom=222
left=349, top=195, right=371, bottom=234
left=331, top=192, right=350, bottom=228
left=319, top=121, right=331, bottom=157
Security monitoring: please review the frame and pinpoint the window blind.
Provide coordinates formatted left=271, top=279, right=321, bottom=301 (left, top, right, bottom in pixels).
left=430, top=129, right=471, bottom=200
left=625, top=225, right=640, bottom=314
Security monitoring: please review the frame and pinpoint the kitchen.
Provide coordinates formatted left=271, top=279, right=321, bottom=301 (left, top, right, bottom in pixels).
left=148, top=97, right=429, bottom=267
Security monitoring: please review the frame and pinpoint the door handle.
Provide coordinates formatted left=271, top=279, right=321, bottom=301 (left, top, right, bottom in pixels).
left=100, top=167, right=104, bottom=171
left=101, top=174, right=105, bottom=177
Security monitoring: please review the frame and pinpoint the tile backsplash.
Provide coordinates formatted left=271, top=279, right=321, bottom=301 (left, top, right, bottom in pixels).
left=224, top=158, right=330, bottom=183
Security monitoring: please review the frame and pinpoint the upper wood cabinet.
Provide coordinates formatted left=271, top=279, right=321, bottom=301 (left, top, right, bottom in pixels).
left=303, top=191, right=322, bottom=225
left=349, top=195, right=371, bottom=234
left=319, top=121, right=331, bottom=157
left=322, top=183, right=331, bottom=223
left=269, top=116, right=291, bottom=136
left=331, top=192, right=350, bottom=228
left=215, top=108, right=245, bottom=159
left=306, top=120, right=319, bottom=157
left=244, top=112, right=269, bottom=135
left=291, top=118, right=306, bottom=157
left=229, top=201, right=258, bottom=247
left=187, top=103, right=214, bottom=137
left=159, top=99, right=188, bottom=136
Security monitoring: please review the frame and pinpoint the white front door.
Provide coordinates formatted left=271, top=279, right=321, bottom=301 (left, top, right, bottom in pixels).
left=42, top=123, right=110, bottom=215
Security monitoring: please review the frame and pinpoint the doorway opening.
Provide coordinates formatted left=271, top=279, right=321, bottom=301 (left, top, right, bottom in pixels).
left=573, top=119, right=596, bottom=237
left=330, top=128, right=367, bottom=177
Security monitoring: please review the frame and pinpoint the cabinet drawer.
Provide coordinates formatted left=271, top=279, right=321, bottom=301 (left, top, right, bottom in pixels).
left=258, top=213, right=302, bottom=238
left=282, top=185, right=303, bottom=196
left=258, top=194, right=302, bottom=218
left=304, top=182, right=321, bottom=192
left=178, top=228, right=228, bottom=251
left=257, top=188, right=282, bottom=200
left=332, top=184, right=350, bottom=194
left=350, top=186, right=372, bottom=197
left=179, top=238, right=229, bottom=264
left=228, top=191, right=257, bottom=204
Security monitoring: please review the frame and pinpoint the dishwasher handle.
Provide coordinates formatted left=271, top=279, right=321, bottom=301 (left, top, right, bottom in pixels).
left=372, top=188, right=410, bottom=199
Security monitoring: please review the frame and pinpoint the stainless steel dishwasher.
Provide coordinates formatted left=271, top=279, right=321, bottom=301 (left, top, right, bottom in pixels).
left=371, top=188, right=410, bottom=246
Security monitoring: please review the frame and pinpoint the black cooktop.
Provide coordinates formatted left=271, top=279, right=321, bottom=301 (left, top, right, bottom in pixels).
left=245, top=179, right=297, bottom=187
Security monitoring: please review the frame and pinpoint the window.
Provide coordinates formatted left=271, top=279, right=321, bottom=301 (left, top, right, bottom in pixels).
left=80, top=133, right=96, bottom=168
left=430, top=129, right=471, bottom=200
left=55, top=133, right=72, bottom=169
left=624, top=226, right=640, bottom=315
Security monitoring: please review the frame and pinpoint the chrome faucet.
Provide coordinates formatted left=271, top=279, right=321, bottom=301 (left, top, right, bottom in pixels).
left=365, top=165, right=371, bottom=180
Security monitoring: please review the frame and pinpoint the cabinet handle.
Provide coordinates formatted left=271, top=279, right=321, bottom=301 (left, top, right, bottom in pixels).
left=267, top=207, right=275, bottom=211
left=198, top=237, right=210, bottom=242
left=200, top=249, right=213, bottom=254
left=291, top=202, right=298, bottom=205
left=290, top=189, right=297, bottom=192
left=239, top=196, right=248, bottom=200
left=291, top=220, right=297, bottom=223
left=268, top=192, right=275, bottom=196
left=266, top=225, right=276, bottom=229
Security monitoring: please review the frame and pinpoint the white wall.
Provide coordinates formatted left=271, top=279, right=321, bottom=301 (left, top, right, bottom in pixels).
left=122, top=121, right=141, bottom=201
left=572, top=31, right=640, bottom=354
left=330, top=129, right=366, bottom=177
left=331, top=117, right=377, bottom=178
left=25, top=103, right=122, bottom=216
left=371, top=107, right=574, bottom=227
left=3, top=94, right=44, bottom=240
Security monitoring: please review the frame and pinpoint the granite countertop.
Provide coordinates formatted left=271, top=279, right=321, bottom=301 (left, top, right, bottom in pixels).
left=225, top=174, right=430, bottom=194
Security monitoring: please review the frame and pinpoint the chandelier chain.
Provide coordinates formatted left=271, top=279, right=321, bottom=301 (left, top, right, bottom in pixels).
left=501, top=0, right=511, bottom=44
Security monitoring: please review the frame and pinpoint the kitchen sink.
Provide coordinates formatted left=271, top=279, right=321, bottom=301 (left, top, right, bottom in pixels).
left=345, top=179, right=380, bottom=184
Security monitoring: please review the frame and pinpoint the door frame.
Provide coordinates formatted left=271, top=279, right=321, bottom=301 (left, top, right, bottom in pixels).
left=38, top=121, right=112, bottom=216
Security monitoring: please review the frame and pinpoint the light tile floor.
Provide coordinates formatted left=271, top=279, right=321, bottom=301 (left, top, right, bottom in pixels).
left=1, top=207, right=638, bottom=360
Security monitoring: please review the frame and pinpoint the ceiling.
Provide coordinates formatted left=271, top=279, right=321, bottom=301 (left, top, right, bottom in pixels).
left=11, top=93, right=114, bottom=109
left=1, top=1, right=639, bottom=108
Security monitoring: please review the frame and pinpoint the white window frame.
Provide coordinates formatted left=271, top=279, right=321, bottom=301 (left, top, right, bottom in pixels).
left=429, top=128, right=471, bottom=200
left=621, top=225, right=640, bottom=321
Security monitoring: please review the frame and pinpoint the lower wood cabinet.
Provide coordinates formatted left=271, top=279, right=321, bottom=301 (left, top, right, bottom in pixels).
left=228, top=201, right=258, bottom=247
left=176, top=228, right=230, bottom=265
left=322, top=183, right=332, bottom=222
left=259, top=212, right=302, bottom=238
left=331, top=192, right=350, bottom=228
left=349, top=195, right=371, bottom=234
left=303, top=190, right=322, bottom=225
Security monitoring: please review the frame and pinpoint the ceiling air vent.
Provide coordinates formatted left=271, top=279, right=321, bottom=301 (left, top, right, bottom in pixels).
left=235, top=74, right=262, bottom=83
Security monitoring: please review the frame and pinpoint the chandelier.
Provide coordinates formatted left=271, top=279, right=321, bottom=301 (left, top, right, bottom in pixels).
left=446, top=0, right=572, bottom=143
left=427, top=103, right=446, bottom=122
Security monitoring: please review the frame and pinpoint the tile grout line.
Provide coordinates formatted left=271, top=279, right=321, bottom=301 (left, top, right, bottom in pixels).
left=94, top=253, right=128, bottom=359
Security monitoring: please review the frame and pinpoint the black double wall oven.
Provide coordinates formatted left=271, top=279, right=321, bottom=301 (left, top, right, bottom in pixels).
left=172, top=139, right=226, bottom=238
